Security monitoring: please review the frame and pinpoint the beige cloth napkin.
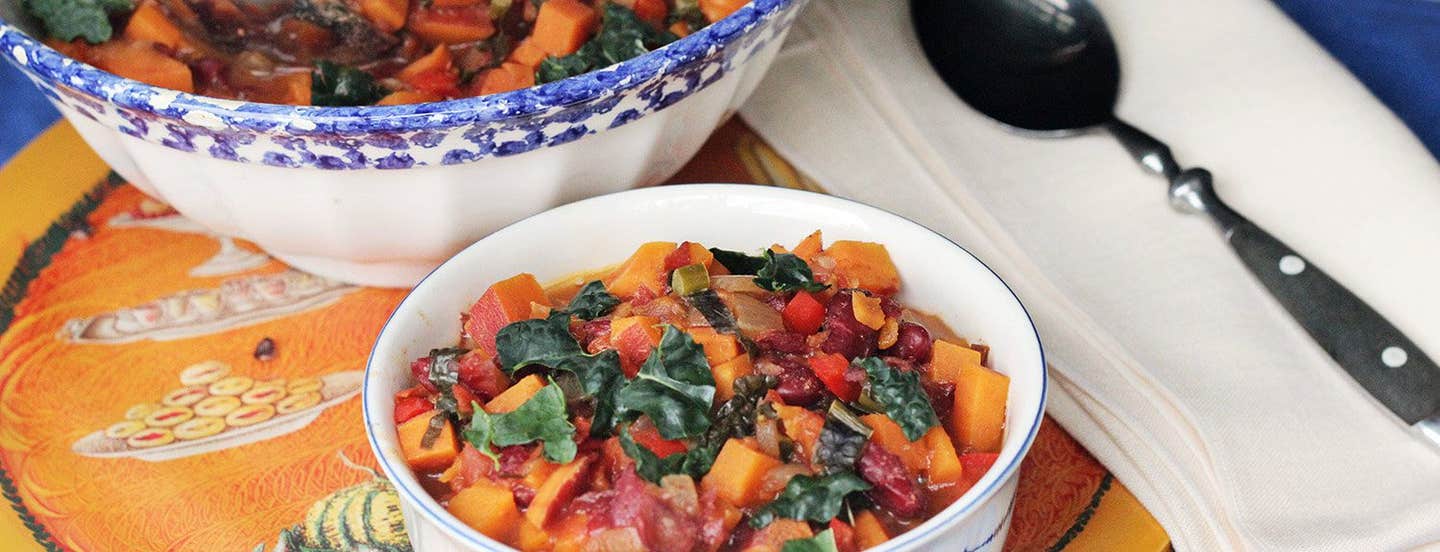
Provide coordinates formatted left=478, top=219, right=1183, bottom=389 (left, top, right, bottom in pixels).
left=737, top=0, right=1440, bottom=550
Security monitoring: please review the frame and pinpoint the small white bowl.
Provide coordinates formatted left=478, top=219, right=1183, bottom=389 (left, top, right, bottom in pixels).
left=0, top=0, right=806, bottom=287
left=363, top=184, right=1047, bottom=551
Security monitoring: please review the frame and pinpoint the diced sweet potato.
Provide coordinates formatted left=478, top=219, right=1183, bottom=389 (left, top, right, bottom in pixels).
left=358, top=0, right=409, bottom=32
left=792, top=230, right=823, bottom=260
left=398, top=45, right=453, bottom=83
left=929, top=339, right=981, bottom=383
left=526, top=456, right=594, bottom=528
left=701, top=439, right=783, bottom=507
left=860, top=414, right=928, bottom=474
left=409, top=5, right=496, bottom=44
left=376, top=90, right=442, bottom=105
left=952, top=364, right=1010, bottom=452
left=551, top=514, right=591, bottom=552
left=447, top=481, right=521, bottom=542
left=477, top=61, right=536, bottom=95
left=774, top=403, right=824, bottom=460
left=610, top=316, right=662, bottom=377
left=852, top=510, right=889, bottom=550
left=711, top=353, right=754, bottom=402
left=90, top=40, right=193, bottom=93
left=508, top=38, right=549, bottom=67
left=825, top=241, right=900, bottom=295
left=124, top=1, right=184, bottom=51
left=606, top=242, right=678, bottom=297
left=698, top=0, right=749, bottom=23
left=741, top=519, right=813, bottom=552
left=925, top=426, right=963, bottom=484
left=687, top=327, right=741, bottom=366
left=532, top=0, right=599, bottom=56
left=517, top=518, right=551, bottom=551
left=466, top=273, right=550, bottom=356
left=397, top=412, right=458, bottom=472
left=664, top=241, right=715, bottom=272
left=485, top=374, right=546, bottom=414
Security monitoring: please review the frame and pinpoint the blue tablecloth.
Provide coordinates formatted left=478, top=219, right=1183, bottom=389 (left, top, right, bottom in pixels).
left=2, top=0, right=1438, bottom=165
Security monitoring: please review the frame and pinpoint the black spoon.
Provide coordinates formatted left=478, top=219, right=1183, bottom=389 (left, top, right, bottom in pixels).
left=911, top=0, right=1440, bottom=439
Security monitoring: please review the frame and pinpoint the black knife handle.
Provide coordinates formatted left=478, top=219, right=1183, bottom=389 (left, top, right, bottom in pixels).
left=1170, top=167, right=1440, bottom=423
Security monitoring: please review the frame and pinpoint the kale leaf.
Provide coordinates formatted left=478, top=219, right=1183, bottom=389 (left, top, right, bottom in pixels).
left=857, top=357, right=939, bottom=441
left=750, top=472, right=872, bottom=528
left=709, top=248, right=768, bottom=275
left=536, top=3, right=677, bottom=84
left=311, top=61, right=386, bottom=107
left=24, top=0, right=132, bottom=43
left=755, top=250, right=828, bottom=292
left=618, top=426, right=719, bottom=484
left=561, top=280, right=620, bottom=320
left=615, top=325, right=715, bottom=439
left=782, top=529, right=839, bottom=552
left=554, top=349, right=626, bottom=437
left=816, top=402, right=872, bottom=474
left=684, top=289, right=739, bottom=334
left=707, top=248, right=827, bottom=292
left=705, top=374, right=777, bottom=443
left=495, top=313, right=584, bottom=373
left=462, top=381, right=578, bottom=464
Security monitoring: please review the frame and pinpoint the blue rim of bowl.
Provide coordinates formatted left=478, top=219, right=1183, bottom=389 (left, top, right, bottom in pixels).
left=0, top=0, right=792, bottom=134
left=361, top=184, right=1048, bottom=551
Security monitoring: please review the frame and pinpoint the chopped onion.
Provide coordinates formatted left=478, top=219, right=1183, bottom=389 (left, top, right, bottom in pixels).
left=709, top=275, right=767, bottom=294
left=723, top=292, right=784, bottom=336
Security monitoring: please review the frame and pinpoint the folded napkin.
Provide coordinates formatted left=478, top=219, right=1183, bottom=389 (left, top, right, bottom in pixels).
left=738, top=0, right=1440, bottom=550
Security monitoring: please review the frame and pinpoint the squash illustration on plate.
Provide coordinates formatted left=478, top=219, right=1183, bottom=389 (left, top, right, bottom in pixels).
left=264, top=453, right=413, bottom=552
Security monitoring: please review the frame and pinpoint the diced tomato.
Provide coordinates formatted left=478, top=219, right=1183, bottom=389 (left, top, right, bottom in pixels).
left=829, top=519, right=858, bottom=552
left=393, top=395, right=434, bottom=424
left=807, top=353, right=859, bottom=402
left=629, top=424, right=688, bottom=457
left=456, top=350, right=510, bottom=400
left=452, top=384, right=477, bottom=416
left=782, top=291, right=826, bottom=335
left=446, top=443, right=496, bottom=493
left=410, top=356, right=436, bottom=392
left=957, top=452, right=1000, bottom=491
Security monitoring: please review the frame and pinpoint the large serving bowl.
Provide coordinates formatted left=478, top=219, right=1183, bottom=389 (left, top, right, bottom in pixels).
left=0, top=0, right=806, bottom=287
left=363, top=184, right=1048, bottom=551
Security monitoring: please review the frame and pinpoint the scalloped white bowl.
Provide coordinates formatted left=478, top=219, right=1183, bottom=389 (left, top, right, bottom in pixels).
left=0, top=0, right=806, bottom=287
left=364, top=184, right=1048, bottom=551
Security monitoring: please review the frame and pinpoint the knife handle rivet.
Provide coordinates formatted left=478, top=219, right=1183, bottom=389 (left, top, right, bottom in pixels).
left=1382, top=346, right=1409, bottom=368
left=1278, top=255, right=1306, bottom=276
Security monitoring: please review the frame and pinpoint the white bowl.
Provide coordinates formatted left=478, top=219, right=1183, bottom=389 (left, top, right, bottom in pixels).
left=363, top=184, right=1048, bottom=551
left=0, top=0, right=806, bottom=287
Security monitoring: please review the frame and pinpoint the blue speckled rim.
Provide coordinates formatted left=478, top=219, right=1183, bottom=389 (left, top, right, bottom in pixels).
left=0, top=0, right=791, bottom=135
left=361, top=184, right=1049, bottom=551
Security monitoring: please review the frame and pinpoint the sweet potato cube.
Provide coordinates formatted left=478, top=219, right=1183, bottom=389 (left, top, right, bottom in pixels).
left=742, top=519, right=813, bottom=552
left=484, top=374, right=546, bottom=414
left=358, top=0, right=409, bottom=32
left=792, top=230, right=823, bottom=260
left=466, top=273, right=550, bottom=356
left=687, top=327, right=741, bottom=366
left=606, top=242, right=678, bottom=297
left=925, top=426, right=963, bottom=485
left=532, top=0, right=600, bottom=56
left=517, top=518, right=551, bottom=551
left=398, top=412, right=459, bottom=472
left=825, top=241, right=900, bottom=295
left=860, top=414, right=928, bottom=474
left=526, top=456, right=594, bottom=528
left=701, top=439, right=783, bottom=507
left=447, top=481, right=521, bottom=542
left=852, top=510, right=889, bottom=550
left=952, top=364, right=1010, bottom=453
left=929, top=339, right=982, bottom=383
left=711, top=353, right=754, bottom=402
left=124, top=1, right=184, bottom=51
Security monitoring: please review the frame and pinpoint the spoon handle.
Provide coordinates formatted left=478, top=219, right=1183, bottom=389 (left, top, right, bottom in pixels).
left=1108, top=121, right=1440, bottom=424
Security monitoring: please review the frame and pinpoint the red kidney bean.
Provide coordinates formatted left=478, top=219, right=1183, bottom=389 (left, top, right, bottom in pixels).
left=887, top=322, right=933, bottom=363
left=857, top=442, right=924, bottom=518
left=820, top=291, right=879, bottom=360
left=880, top=296, right=904, bottom=318
left=756, top=331, right=809, bottom=355
left=772, top=355, right=830, bottom=407
left=497, top=445, right=533, bottom=477
left=923, top=380, right=956, bottom=422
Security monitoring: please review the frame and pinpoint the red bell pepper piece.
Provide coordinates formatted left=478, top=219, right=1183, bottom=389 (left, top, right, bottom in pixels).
left=957, top=452, right=1001, bottom=492
left=828, top=518, right=858, bottom=552
left=782, top=291, right=826, bottom=335
left=629, top=424, right=689, bottom=457
left=807, top=353, right=859, bottom=402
